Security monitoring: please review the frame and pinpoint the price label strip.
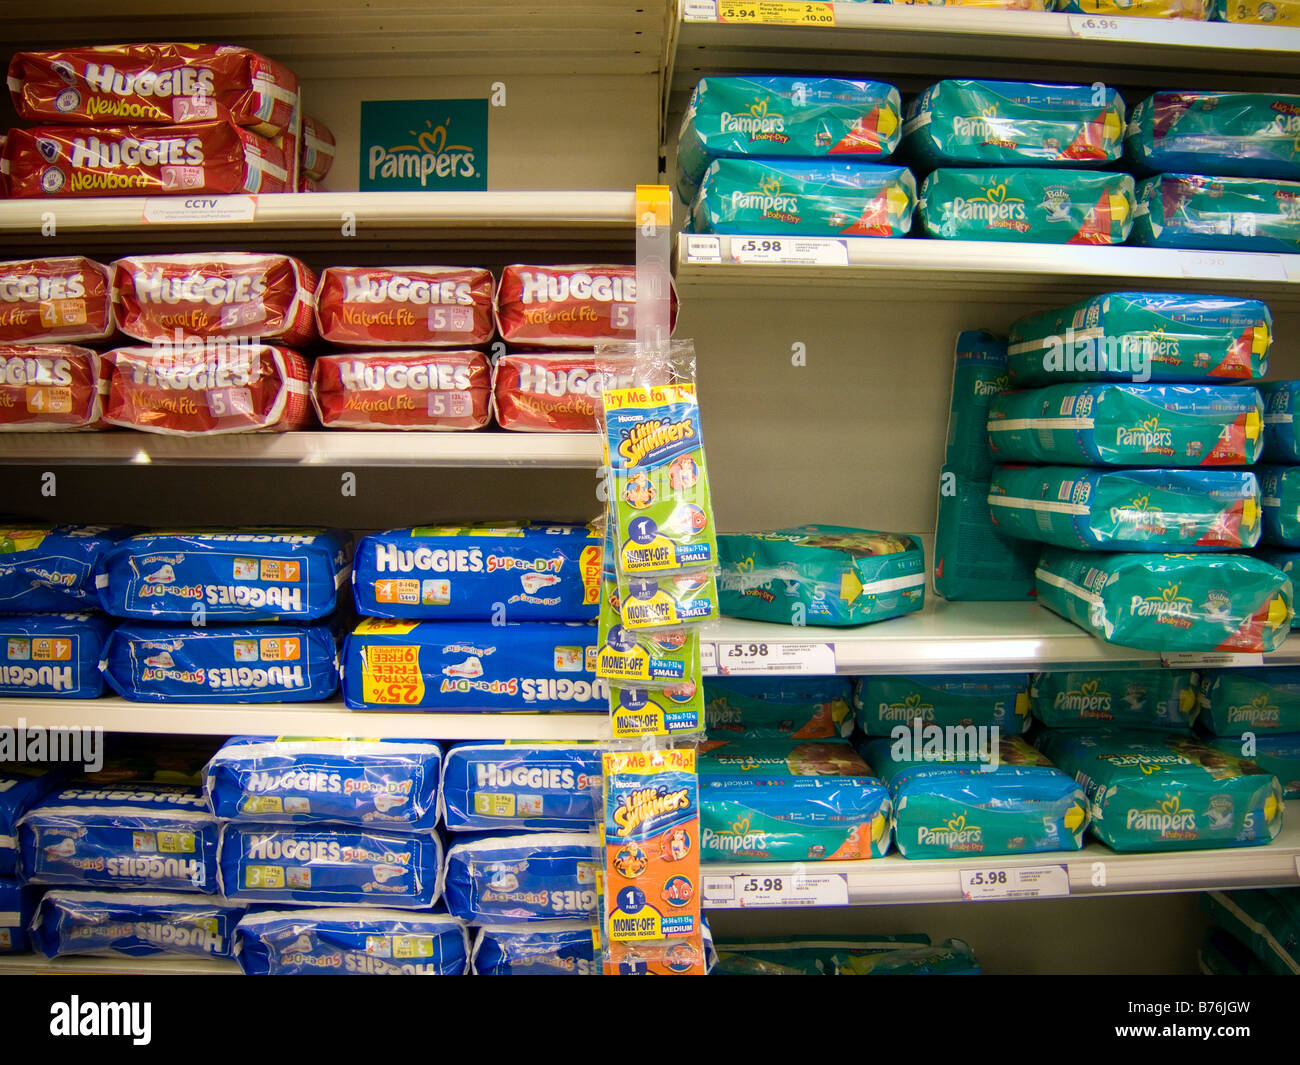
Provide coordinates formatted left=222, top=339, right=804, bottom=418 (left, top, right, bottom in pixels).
left=959, top=865, right=1070, bottom=902
left=713, top=641, right=835, bottom=676
left=719, top=1, right=836, bottom=25
left=731, top=236, right=849, bottom=266
left=1160, top=651, right=1264, bottom=669
left=141, top=195, right=258, bottom=224
left=1066, top=14, right=1125, bottom=38
left=702, top=872, right=849, bottom=908
left=1178, top=251, right=1287, bottom=282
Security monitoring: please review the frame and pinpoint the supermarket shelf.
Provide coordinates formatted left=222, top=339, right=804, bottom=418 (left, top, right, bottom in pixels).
left=675, top=233, right=1300, bottom=308
left=0, top=431, right=603, bottom=468
left=0, top=953, right=241, bottom=975
left=0, top=696, right=612, bottom=741
left=703, top=802, right=1300, bottom=907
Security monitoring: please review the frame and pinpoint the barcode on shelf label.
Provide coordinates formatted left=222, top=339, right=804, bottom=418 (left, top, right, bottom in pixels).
left=731, top=236, right=848, bottom=265
left=683, top=234, right=723, bottom=263
left=1067, top=14, right=1125, bottom=37
left=699, top=641, right=718, bottom=674
left=1160, top=652, right=1264, bottom=669
left=683, top=0, right=720, bottom=18
left=960, top=865, right=1070, bottom=902
left=1179, top=252, right=1287, bottom=281
left=702, top=872, right=849, bottom=908
left=714, top=641, right=835, bottom=675
left=142, top=196, right=257, bottom=224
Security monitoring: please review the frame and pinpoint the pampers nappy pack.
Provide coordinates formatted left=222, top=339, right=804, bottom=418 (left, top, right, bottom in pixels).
left=1210, top=736, right=1300, bottom=798
left=689, top=158, right=916, bottom=237
left=100, top=621, right=340, bottom=702
left=1263, top=380, right=1300, bottom=463
left=864, top=735, right=1089, bottom=860
left=987, top=384, right=1265, bottom=467
left=1, top=764, right=62, bottom=876
left=204, top=738, right=443, bottom=828
left=713, top=935, right=981, bottom=976
left=342, top=619, right=603, bottom=711
left=234, top=908, right=469, bottom=975
left=1006, top=292, right=1271, bottom=387
left=19, top=782, right=218, bottom=891
left=1036, top=730, right=1284, bottom=852
left=676, top=76, right=903, bottom=204
left=0, top=613, right=114, bottom=698
left=717, top=526, right=925, bottom=627
left=1126, top=92, right=1300, bottom=181
left=946, top=331, right=1008, bottom=481
left=1259, top=550, right=1300, bottom=627
left=1131, top=173, right=1300, bottom=253
left=854, top=674, right=1030, bottom=735
left=699, top=739, right=891, bottom=862
left=988, top=467, right=1262, bottom=551
left=1031, top=669, right=1199, bottom=730
left=29, top=890, right=245, bottom=959
left=351, top=523, right=601, bottom=621
left=1260, top=466, right=1300, bottom=545
left=471, top=921, right=599, bottom=975
left=0, top=523, right=132, bottom=612
left=903, top=79, right=1124, bottom=169
left=704, top=676, right=854, bottom=740
left=440, top=743, right=602, bottom=831
left=1198, top=668, right=1300, bottom=736
left=1203, top=890, right=1300, bottom=977
left=934, top=466, right=1040, bottom=601
left=1035, top=549, right=1292, bottom=653
left=218, top=823, right=443, bottom=908
left=918, top=168, right=1134, bottom=243
left=96, top=528, right=352, bottom=622
left=442, top=832, right=600, bottom=923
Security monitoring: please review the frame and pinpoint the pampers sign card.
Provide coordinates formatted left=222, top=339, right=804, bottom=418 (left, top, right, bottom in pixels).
left=360, top=99, right=488, bottom=191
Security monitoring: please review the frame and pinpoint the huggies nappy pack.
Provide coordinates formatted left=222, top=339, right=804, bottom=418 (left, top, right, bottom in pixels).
left=218, top=823, right=443, bottom=908
left=0, top=256, right=115, bottom=344
left=1031, top=669, right=1199, bottom=730
left=29, top=890, right=246, bottom=959
left=988, top=467, right=1262, bottom=551
left=234, top=908, right=469, bottom=974
left=1198, top=668, right=1300, bottom=736
left=854, top=674, right=1031, bottom=736
left=471, top=921, right=600, bottom=975
left=0, top=613, right=115, bottom=698
left=313, top=266, right=494, bottom=348
left=19, top=783, right=218, bottom=892
left=0, top=878, right=36, bottom=952
left=442, top=832, right=601, bottom=923
left=0, top=764, right=64, bottom=876
left=1131, top=173, right=1300, bottom=253
left=309, top=350, right=493, bottom=431
left=0, top=344, right=106, bottom=431
left=934, top=466, right=1040, bottom=601
left=0, top=523, right=132, bottom=612
left=1260, top=466, right=1300, bottom=545
left=1126, top=92, right=1300, bottom=181
left=204, top=738, right=443, bottom=828
left=987, top=384, right=1265, bottom=467
left=704, top=676, right=854, bottom=740
left=440, top=743, right=602, bottom=832
left=1263, top=380, right=1300, bottom=463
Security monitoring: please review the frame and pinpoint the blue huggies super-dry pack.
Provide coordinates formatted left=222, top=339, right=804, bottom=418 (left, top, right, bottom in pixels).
left=1260, top=466, right=1300, bottom=546
left=1198, top=667, right=1300, bottom=736
left=100, top=622, right=340, bottom=703
left=1263, top=380, right=1300, bottom=463
left=96, top=528, right=353, bottom=622
left=29, top=890, right=246, bottom=959
left=204, top=738, right=443, bottom=828
left=0, top=523, right=133, bottom=613
left=18, top=783, right=218, bottom=892
left=442, top=832, right=600, bottom=923
left=217, top=823, right=443, bottom=909
left=704, top=676, right=854, bottom=740
left=0, top=613, right=114, bottom=698
left=440, top=743, right=602, bottom=832
left=234, top=908, right=469, bottom=975
left=0, top=877, right=37, bottom=953
left=0, top=764, right=65, bottom=876
left=351, top=523, right=601, bottom=621
left=471, top=921, right=600, bottom=975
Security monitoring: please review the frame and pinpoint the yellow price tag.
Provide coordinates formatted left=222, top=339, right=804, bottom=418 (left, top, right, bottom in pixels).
left=719, top=1, right=836, bottom=25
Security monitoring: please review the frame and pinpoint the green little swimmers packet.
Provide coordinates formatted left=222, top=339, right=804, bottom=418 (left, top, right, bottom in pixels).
left=945, top=331, right=1008, bottom=481
left=690, top=158, right=915, bottom=237
left=1263, top=381, right=1300, bottom=463
left=902, top=79, right=1124, bottom=169
left=863, top=735, right=1090, bottom=860
left=987, top=466, right=1262, bottom=551
left=1031, top=669, right=1200, bottom=730
left=986, top=384, right=1265, bottom=467
left=1034, top=549, right=1293, bottom=653
left=933, top=467, right=1039, bottom=602
left=1198, top=667, right=1300, bottom=736
left=1035, top=730, right=1284, bottom=853
left=1259, top=465, right=1300, bottom=546
left=1006, top=292, right=1271, bottom=387
left=1131, top=173, right=1300, bottom=254
left=1126, top=92, right=1300, bottom=182
left=675, top=76, right=903, bottom=204
left=717, top=526, right=924, bottom=627
left=854, top=674, right=1031, bottom=736
left=918, top=167, right=1134, bottom=244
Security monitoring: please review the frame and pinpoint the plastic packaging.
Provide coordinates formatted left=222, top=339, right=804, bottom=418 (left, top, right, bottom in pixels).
left=1260, top=465, right=1300, bottom=546
left=854, top=674, right=1030, bottom=736
left=495, top=264, right=675, bottom=348
left=310, top=349, right=491, bottom=431
left=234, top=908, right=469, bottom=974
left=471, top=921, right=600, bottom=974
left=30, top=890, right=246, bottom=959
left=300, top=114, right=335, bottom=181
left=0, top=523, right=132, bottom=612
left=313, top=266, right=493, bottom=348
left=440, top=743, right=602, bottom=832
left=933, top=467, right=1039, bottom=602
left=0, top=764, right=65, bottom=877
left=1198, top=667, right=1300, bottom=735
left=0, top=345, right=105, bottom=431
left=493, top=351, right=637, bottom=433
left=443, top=831, right=600, bottom=923
left=945, top=330, right=1008, bottom=481
left=0, top=613, right=114, bottom=698
left=1131, top=173, right=1300, bottom=253
left=704, top=676, right=854, bottom=740
left=1031, top=669, right=1199, bottom=729
left=0, top=878, right=37, bottom=953
left=0, top=257, right=114, bottom=344
left=1263, top=380, right=1300, bottom=463
left=1213, top=0, right=1300, bottom=20
left=1202, top=890, right=1300, bottom=976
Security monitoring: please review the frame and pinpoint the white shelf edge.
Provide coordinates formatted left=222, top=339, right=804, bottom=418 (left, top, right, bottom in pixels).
left=0, top=953, right=241, bottom=975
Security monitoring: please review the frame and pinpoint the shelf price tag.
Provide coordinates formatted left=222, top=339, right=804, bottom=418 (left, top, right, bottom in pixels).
left=719, top=1, right=836, bottom=25
left=959, top=865, right=1070, bottom=902
left=730, top=236, right=849, bottom=265
left=1178, top=251, right=1287, bottom=282
left=683, top=234, right=723, bottom=263
left=699, top=641, right=718, bottom=674
left=683, top=0, right=720, bottom=18
left=702, top=872, right=849, bottom=908
left=1160, top=651, right=1264, bottom=669
left=1067, top=14, right=1126, bottom=37
left=141, top=195, right=257, bottom=224
left=714, top=641, right=835, bottom=675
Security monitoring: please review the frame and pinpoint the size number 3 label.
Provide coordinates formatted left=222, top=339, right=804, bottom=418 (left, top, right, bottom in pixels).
left=960, top=865, right=1070, bottom=901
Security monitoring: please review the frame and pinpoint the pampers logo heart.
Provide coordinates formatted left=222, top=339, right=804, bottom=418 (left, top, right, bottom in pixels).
left=946, top=813, right=967, bottom=833
left=759, top=174, right=783, bottom=198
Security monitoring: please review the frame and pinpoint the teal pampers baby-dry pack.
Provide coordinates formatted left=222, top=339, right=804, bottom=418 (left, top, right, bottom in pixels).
left=1263, top=381, right=1300, bottom=463
left=1202, top=890, right=1300, bottom=976
left=1131, top=173, right=1300, bottom=253
left=988, top=466, right=1262, bottom=551
left=945, top=330, right=1009, bottom=481
left=1198, top=667, right=1300, bottom=736
left=1260, top=465, right=1300, bottom=546
left=1031, top=669, right=1199, bottom=730
left=1209, top=735, right=1300, bottom=799
left=853, top=674, right=1030, bottom=736
left=933, top=466, right=1039, bottom=602
left=704, top=676, right=854, bottom=740
left=1258, top=549, right=1300, bottom=626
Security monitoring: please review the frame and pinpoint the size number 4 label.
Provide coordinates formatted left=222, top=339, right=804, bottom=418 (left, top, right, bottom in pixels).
left=702, top=872, right=849, bottom=908
left=960, top=865, right=1070, bottom=901
left=714, top=641, right=835, bottom=675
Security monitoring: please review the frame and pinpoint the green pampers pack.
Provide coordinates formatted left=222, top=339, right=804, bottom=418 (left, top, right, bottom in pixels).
left=988, top=466, right=1262, bottom=551
left=676, top=77, right=903, bottom=204
left=1213, top=0, right=1300, bottom=21
left=903, top=79, right=1124, bottom=169
left=717, top=526, right=925, bottom=627
left=918, top=167, right=1134, bottom=243
left=945, top=330, right=1008, bottom=481
left=1006, top=292, right=1271, bottom=387
left=1126, top=92, right=1300, bottom=181
left=1257, top=550, right=1300, bottom=626
left=1131, top=173, right=1300, bottom=253
left=1031, top=669, right=1200, bottom=730
left=933, top=467, right=1039, bottom=602
left=864, top=735, right=1089, bottom=860
left=1202, top=890, right=1300, bottom=976
left=1208, top=736, right=1300, bottom=798
left=1263, top=381, right=1300, bottom=464
left=854, top=674, right=1031, bottom=736
left=986, top=384, right=1265, bottom=467
left=1199, top=927, right=1271, bottom=976
left=698, top=739, right=892, bottom=862
left=704, top=676, right=854, bottom=740
left=1198, top=667, right=1300, bottom=736
left=1035, top=548, right=1293, bottom=653
left=711, top=935, right=930, bottom=976
left=1259, top=465, right=1300, bottom=546
left=1036, top=730, right=1284, bottom=852
left=690, top=158, right=916, bottom=237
